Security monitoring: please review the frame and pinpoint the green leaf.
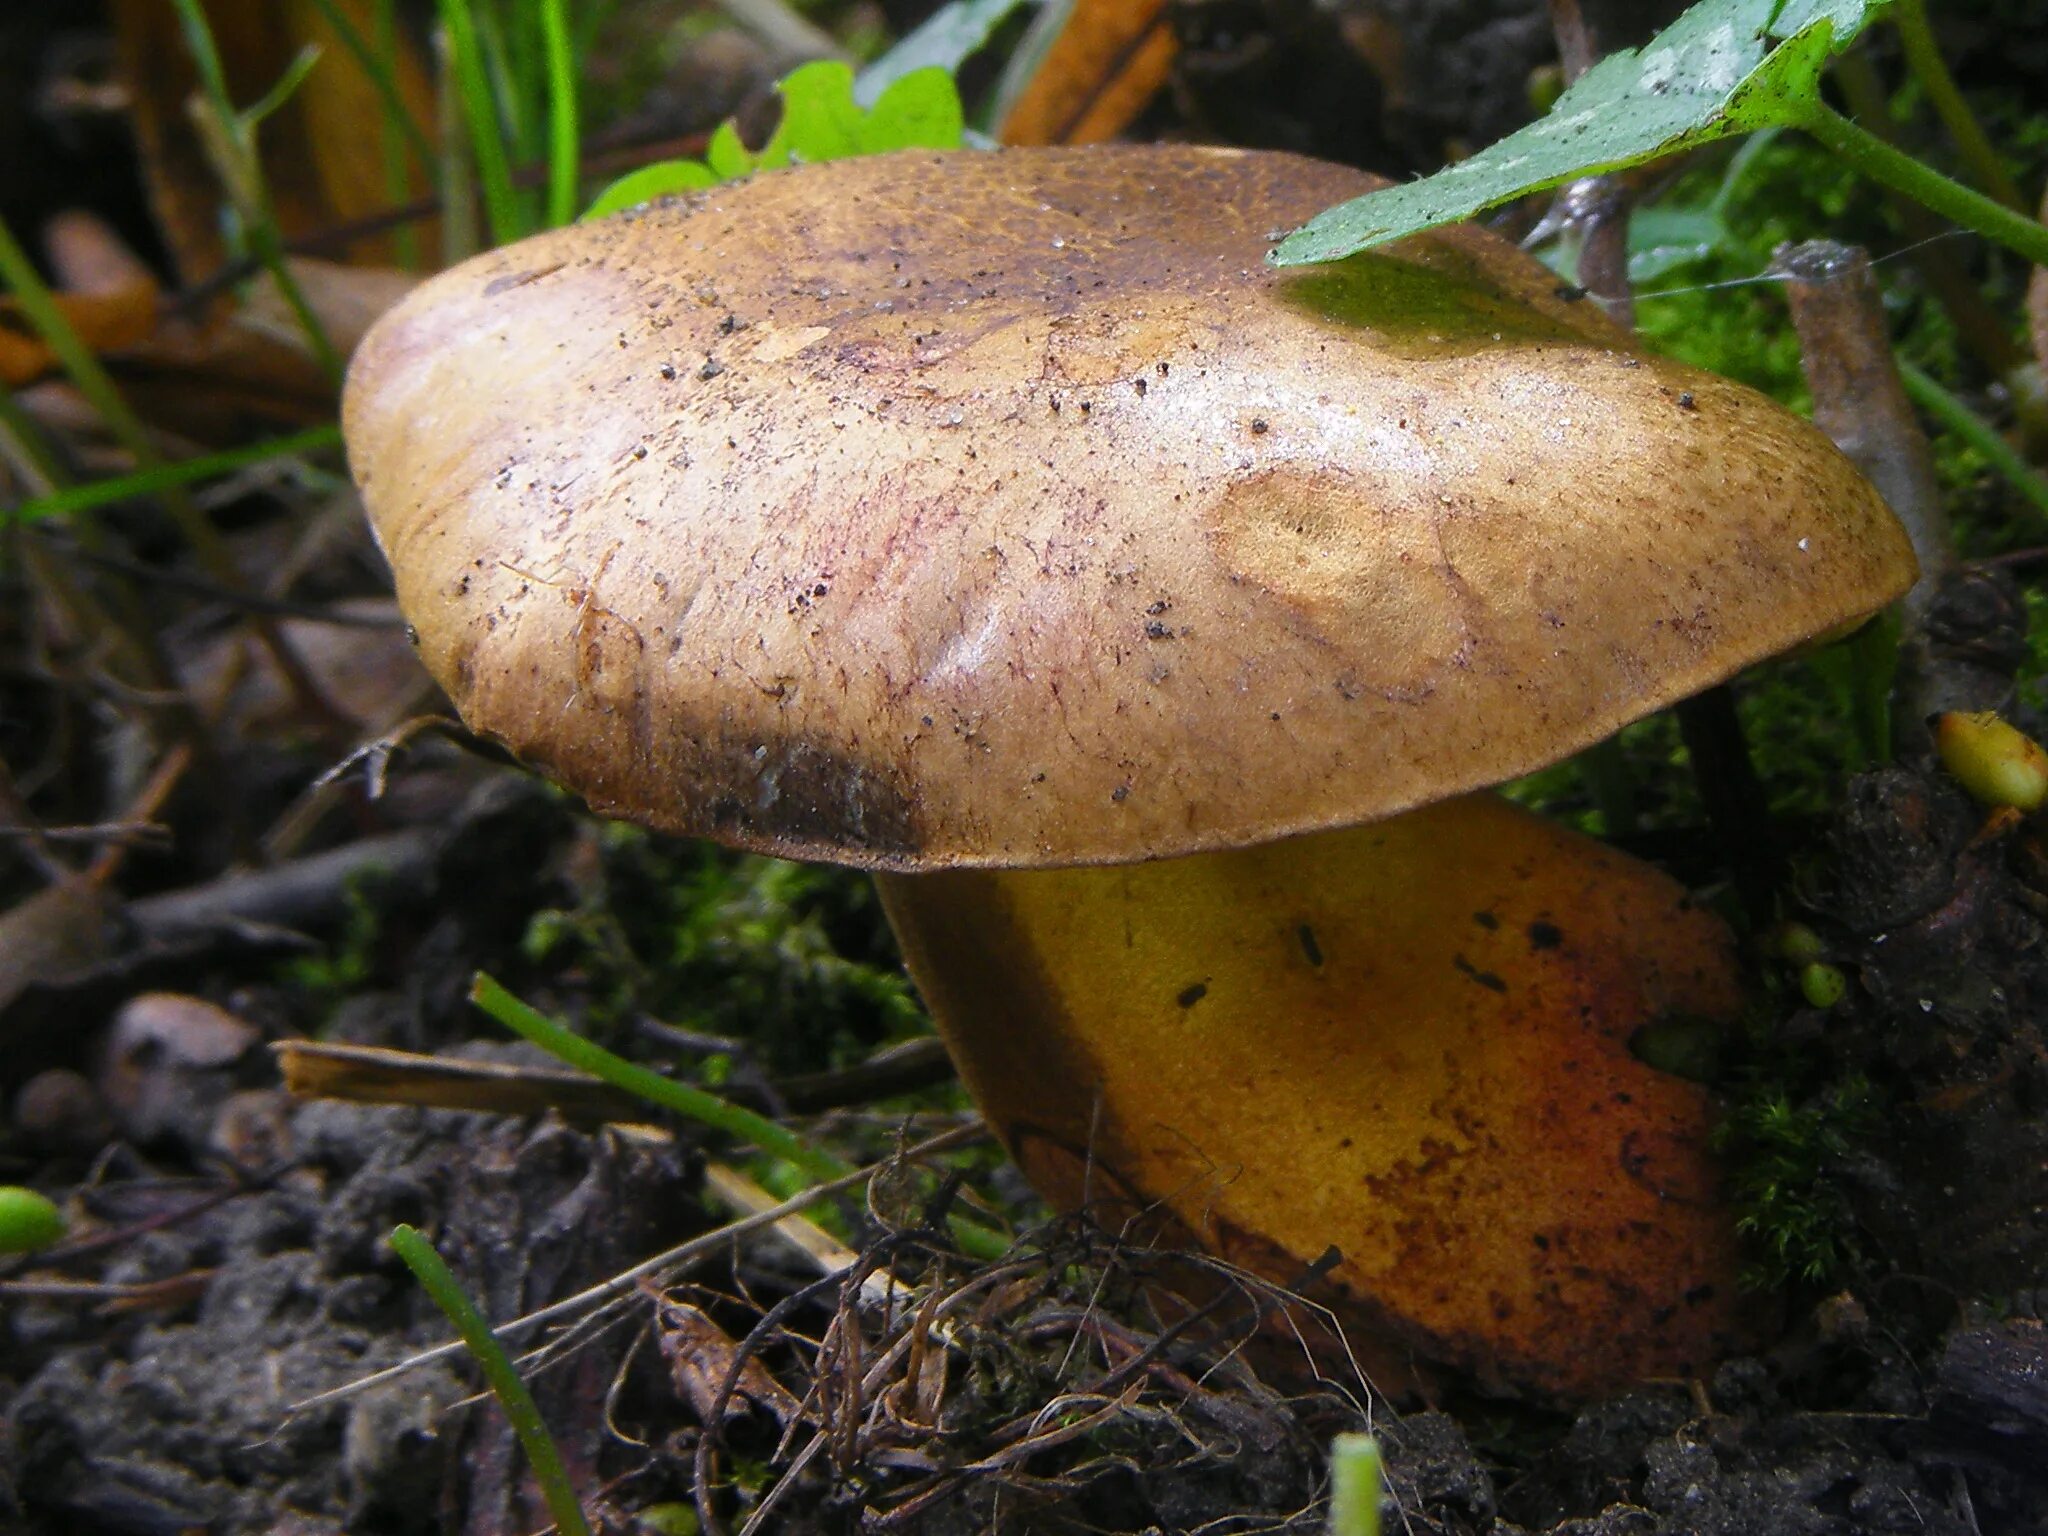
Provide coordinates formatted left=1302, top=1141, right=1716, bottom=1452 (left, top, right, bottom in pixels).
left=581, top=159, right=719, bottom=220
left=704, top=121, right=752, bottom=182
left=1270, top=0, right=1887, bottom=266
left=859, top=68, right=968, bottom=153
left=582, top=61, right=967, bottom=220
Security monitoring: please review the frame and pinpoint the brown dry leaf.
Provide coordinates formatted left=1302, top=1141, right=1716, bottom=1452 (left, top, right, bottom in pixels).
left=113, top=0, right=435, bottom=280
left=997, top=0, right=1177, bottom=145
left=654, top=1298, right=805, bottom=1426
left=2, top=209, right=415, bottom=410
left=0, top=285, right=159, bottom=389
left=175, top=597, right=432, bottom=736
left=0, top=211, right=161, bottom=387
left=102, top=259, right=419, bottom=438
left=0, top=879, right=126, bottom=1020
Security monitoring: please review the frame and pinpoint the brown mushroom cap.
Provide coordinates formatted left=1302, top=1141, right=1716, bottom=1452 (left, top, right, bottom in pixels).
left=345, top=145, right=1915, bottom=871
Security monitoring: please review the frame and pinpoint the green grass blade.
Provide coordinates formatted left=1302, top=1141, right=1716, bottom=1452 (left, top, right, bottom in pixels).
left=0, top=381, right=72, bottom=496
left=372, top=0, right=423, bottom=268
left=437, top=0, right=523, bottom=244
left=1326, top=1434, right=1383, bottom=1536
left=437, top=34, right=480, bottom=263
left=1897, top=360, right=2048, bottom=529
left=470, top=972, right=850, bottom=1183
left=389, top=1224, right=592, bottom=1536
left=0, top=216, right=166, bottom=493
left=167, top=0, right=345, bottom=383
left=540, top=0, right=579, bottom=227
left=469, top=973, right=1010, bottom=1260
left=239, top=43, right=326, bottom=130
left=9, top=425, right=343, bottom=526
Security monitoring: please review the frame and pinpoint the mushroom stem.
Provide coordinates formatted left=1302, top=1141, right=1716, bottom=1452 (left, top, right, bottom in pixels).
left=877, top=792, right=1751, bottom=1399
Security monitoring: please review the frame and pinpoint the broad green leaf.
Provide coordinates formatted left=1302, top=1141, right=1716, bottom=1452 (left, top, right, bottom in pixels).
left=581, top=160, right=718, bottom=220
left=1270, top=0, right=1886, bottom=266
left=704, top=121, right=752, bottom=182
left=583, top=62, right=967, bottom=220
left=859, top=69, right=969, bottom=153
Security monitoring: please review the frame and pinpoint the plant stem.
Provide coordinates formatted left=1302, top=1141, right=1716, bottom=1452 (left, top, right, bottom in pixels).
left=1897, top=359, right=2048, bottom=531
left=1830, top=48, right=2023, bottom=377
left=1890, top=0, right=2025, bottom=212
left=1798, top=101, right=2048, bottom=268
left=389, top=1224, right=592, bottom=1536
left=167, top=0, right=343, bottom=384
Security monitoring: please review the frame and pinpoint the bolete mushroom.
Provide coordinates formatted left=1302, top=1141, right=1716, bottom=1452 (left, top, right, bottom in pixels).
left=343, top=145, right=1916, bottom=1398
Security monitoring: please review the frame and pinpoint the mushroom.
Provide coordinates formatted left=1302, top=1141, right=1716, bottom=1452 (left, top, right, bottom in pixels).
left=343, top=145, right=1917, bottom=1397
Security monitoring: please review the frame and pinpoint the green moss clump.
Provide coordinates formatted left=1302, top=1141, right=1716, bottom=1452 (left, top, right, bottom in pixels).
left=1717, top=1074, right=1878, bottom=1291
left=523, top=824, right=924, bottom=1077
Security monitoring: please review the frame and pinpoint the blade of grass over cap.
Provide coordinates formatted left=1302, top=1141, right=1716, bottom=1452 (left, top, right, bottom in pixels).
left=1270, top=0, right=1885, bottom=266
left=389, top=1223, right=591, bottom=1536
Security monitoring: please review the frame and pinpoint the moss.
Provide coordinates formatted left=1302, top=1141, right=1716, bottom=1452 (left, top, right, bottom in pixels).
left=522, top=823, right=924, bottom=1077
left=282, top=872, right=390, bottom=1006
left=1715, top=1072, right=1879, bottom=1290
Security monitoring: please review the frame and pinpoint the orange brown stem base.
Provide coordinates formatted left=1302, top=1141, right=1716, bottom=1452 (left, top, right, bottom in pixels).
left=879, top=793, right=1756, bottom=1400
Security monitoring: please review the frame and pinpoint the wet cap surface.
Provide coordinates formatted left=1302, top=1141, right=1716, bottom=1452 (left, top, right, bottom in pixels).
left=345, top=144, right=1915, bottom=870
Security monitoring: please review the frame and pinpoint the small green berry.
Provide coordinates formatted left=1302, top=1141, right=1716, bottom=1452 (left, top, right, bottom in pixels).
left=1769, top=922, right=1826, bottom=965
left=1799, top=962, right=1847, bottom=1010
left=1935, top=711, right=2048, bottom=812
left=0, top=1186, right=67, bottom=1253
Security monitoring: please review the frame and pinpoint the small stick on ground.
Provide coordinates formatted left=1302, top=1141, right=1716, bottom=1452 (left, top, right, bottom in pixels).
left=1774, top=240, right=1951, bottom=618
left=1772, top=239, right=2023, bottom=748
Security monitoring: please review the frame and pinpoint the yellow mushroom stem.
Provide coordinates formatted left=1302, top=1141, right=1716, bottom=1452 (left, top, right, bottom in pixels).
left=877, top=792, right=1752, bottom=1400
